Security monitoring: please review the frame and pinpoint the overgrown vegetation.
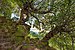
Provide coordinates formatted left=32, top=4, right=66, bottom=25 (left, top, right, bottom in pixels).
left=0, top=0, right=75, bottom=50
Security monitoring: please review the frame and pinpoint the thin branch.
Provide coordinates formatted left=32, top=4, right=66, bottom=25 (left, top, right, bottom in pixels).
left=30, top=13, right=44, bottom=25
left=30, top=0, right=56, bottom=14
left=33, top=9, right=53, bottom=14
left=15, top=45, right=23, bottom=50
left=31, top=13, right=40, bottom=23
left=41, top=25, right=60, bottom=42
left=41, top=23, right=70, bottom=42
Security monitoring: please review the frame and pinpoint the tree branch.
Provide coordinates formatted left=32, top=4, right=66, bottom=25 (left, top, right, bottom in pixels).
left=30, top=13, right=44, bottom=25
left=33, top=9, right=53, bottom=14
left=15, top=45, right=23, bottom=50
left=30, top=0, right=56, bottom=14
left=41, top=25, right=60, bottom=42
left=41, top=24, right=70, bottom=42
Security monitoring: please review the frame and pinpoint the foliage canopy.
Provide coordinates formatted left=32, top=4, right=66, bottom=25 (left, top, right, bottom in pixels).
left=0, top=0, right=75, bottom=50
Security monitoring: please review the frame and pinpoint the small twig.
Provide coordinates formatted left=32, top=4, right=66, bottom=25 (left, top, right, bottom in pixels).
left=15, top=45, right=23, bottom=50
